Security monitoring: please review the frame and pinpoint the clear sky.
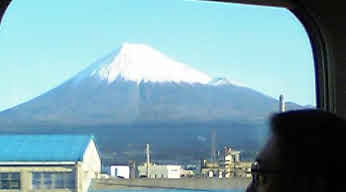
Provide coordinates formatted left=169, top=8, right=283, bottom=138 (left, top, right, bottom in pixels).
left=0, top=0, right=315, bottom=111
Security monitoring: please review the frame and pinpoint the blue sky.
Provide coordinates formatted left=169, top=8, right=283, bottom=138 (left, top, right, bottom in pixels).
left=0, top=0, right=315, bottom=111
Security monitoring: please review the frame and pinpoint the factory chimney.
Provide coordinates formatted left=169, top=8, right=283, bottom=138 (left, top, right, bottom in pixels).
left=279, top=94, right=285, bottom=112
left=146, top=144, right=150, bottom=178
left=211, top=129, right=216, bottom=162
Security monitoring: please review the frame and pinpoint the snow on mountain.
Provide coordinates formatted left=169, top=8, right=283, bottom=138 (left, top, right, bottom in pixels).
left=209, top=77, right=232, bottom=86
left=74, top=43, right=212, bottom=85
left=209, top=77, right=244, bottom=87
left=0, top=42, right=305, bottom=161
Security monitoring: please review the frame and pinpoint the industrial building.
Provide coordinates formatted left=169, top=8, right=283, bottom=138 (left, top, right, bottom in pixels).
left=110, top=165, right=130, bottom=179
left=200, top=146, right=251, bottom=178
left=200, top=97, right=285, bottom=178
left=0, top=135, right=101, bottom=192
left=138, top=164, right=181, bottom=179
left=137, top=144, right=182, bottom=179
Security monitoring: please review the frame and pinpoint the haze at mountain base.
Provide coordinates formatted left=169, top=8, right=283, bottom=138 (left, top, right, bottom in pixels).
left=0, top=43, right=304, bottom=162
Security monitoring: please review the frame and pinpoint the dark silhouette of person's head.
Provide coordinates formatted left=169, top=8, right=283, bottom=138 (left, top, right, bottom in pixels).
left=246, top=109, right=346, bottom=192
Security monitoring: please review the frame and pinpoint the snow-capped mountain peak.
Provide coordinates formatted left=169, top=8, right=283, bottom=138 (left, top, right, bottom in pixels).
left=79, top=43, right=212, bottom=84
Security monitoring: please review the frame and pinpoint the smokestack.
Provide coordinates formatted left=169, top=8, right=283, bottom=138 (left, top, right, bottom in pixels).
left=279, top=94, right=285, bottom=112
left=146, top=144, right=150, bottom=177
left=211, top=129, right=216, bottom=162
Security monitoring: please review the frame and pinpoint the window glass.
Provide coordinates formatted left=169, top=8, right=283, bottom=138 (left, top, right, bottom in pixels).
left=0, top=173, right=9, bottom=189
left=65, top=172, right=75, bottom=189
left=32, top=173, right=40, bottom=189
left=1, top=0, right=315, bottom=191
left=0, top=172, right=20, bottom=190
left=55, top=173, right=64, bottom=189
left=31, top=172, right=74, bottom=190
left=43, top=173, right=52, bottom=189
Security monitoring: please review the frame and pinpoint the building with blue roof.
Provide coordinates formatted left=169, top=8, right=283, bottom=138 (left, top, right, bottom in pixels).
left=0, top=134, right=101, bottom=192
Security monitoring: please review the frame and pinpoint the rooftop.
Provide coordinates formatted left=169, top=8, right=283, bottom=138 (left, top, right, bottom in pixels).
left=0, top=134, right=94, bottom=162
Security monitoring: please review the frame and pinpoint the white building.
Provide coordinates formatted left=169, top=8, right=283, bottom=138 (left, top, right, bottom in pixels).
left=166, top=165, right=181, bottom=178
left=110, top=165, right=130, bottom=179
left=138, top=164, right=181, bottom=179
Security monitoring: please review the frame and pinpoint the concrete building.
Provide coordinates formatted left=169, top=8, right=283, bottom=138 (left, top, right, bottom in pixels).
left=138, top=164, right=181, bottom=179
left=0, top=135, right=101, bottom=192
left=110, top=165, right=129, bottom=179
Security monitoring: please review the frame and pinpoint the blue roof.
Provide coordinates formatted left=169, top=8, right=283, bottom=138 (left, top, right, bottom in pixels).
left=0, top=135, right=94, bottom=162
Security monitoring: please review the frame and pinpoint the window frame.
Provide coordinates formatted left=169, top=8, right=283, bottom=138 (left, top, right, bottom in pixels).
left=31, top=172, right=75, bottom=190
left=205, top=0, right=334, bottom=112
left=0, top=172, right=21, bottom=190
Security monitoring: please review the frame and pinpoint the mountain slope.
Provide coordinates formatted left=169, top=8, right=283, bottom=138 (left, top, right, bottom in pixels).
left=0, top=43, right=304, bottom=162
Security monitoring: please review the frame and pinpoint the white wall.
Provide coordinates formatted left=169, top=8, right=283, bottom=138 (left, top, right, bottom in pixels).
left=110, top=166, right=130, bottom=179
left=137, top=164, right=181, bottom=178
left=167, top=165, right=181, bottom=179
left=81, top=139, right=101, bottom=191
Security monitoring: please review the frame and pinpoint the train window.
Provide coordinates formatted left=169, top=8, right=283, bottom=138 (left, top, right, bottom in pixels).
left=0, top=0, right=315, bottom=191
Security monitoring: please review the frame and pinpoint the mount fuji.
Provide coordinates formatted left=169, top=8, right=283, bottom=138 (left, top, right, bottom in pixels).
left=0, top=43, right=304, bottom=162
left=76, top=43, right=211, bottom=85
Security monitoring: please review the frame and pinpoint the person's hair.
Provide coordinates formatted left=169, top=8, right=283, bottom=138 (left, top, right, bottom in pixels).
left=270, top=109, right=346, bottom=189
